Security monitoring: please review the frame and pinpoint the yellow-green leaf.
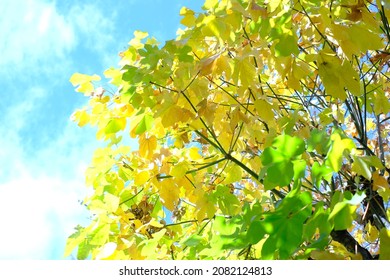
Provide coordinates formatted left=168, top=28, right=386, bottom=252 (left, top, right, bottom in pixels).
left=325, top=132, right=355, bottom=172
left=69, top=73, right=101, bottom=95
left=170, top=161, right=189, bottom=179
left=379, top=229, right=390, bottom=260
left=103, top=193, right=120, bottom=213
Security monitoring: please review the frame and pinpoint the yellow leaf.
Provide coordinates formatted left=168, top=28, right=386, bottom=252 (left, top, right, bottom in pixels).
left=254, top=99, right=274, bottom=122
left=151, top=228, right=167, bottom=240
left=364, top=222, right=379, bottom=243
left=325, top=132, right=355, bottom=172
left=373, top=91, right=390, bottom=115
left=103, top=68, right=122, bottom=86
left=317, top=52, right=360, bottom=99
left=170, top=161, right=189, bottom=179
left=135, top=170, right=150, bottom=186
left=149, top=219, right=164, bottom=228
left=157, top=179, right=179, bottom=211
left=161, top=106, right=193, bottom=127
left=103, top=193, right=120, bottom=213
left=203, top=0, right=218, bottom=10
left=129, top=30, right=148, bottom=49
left=187, top=147, right=202, bottom=160
left=198, top=53, right=221, bottom=76
left=119, top=104, right=135, bottom=118
left=139, top=135, right=157, bottom=159
left=268, top=0, right=282, bottom=12
left=224, top=164, right=242, bottom=184
left=71, top=109, right=90, bottom=127
left=180, top=7, right=196, bottom=27
left=373, top=170, right=389, bottom=191
left=196, top=194, right=216, bottom=221
left=229, top=108, right=249, bottom=130
left=196, top=99, right=216, bottom=125
left=249, top=1, right=268, bottom=21
left=201, top=14, right=231, bottom=44
left=331, top=23, right=383, bottom=59
left=378, top=186, right=390, bottom=202
left=233, top=56, right=256, bottom=88
left=69, top=73, right=101, bottom=96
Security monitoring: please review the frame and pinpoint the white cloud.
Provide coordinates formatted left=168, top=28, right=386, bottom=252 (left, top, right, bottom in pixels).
left=0, top=0, right=75, bottom=69
left=0, top=106, right=100, bottom=259
left=0, top=175, right=88, bottom=259
left=0, top=0, right=117, bottom=77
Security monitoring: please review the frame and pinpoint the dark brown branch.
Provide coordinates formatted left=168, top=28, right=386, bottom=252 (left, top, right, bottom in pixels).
left=330, top=229, right=374, bottom=260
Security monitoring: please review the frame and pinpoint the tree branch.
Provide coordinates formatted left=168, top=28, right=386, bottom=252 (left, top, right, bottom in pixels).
left=330, top=229, right=374, bottom=260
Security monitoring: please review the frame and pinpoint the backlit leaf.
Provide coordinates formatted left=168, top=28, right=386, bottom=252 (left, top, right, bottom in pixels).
left=329, top=191, right=365, bottom=230
left=134, top=114, right=154, bottom=135
left=325, top=132, right=355, bottom=172
left=351, top=155, right=372, bottom=180
left=69, top=73, right=101, bottom=95
left=105, top=118, right=126, bottom=134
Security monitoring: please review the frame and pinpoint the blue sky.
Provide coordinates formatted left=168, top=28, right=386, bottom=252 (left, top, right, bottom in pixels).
left=0, top=0, right=203, bottom=260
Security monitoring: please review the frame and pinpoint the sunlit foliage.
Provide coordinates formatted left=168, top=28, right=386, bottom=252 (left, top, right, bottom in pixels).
left=66, top=0, right=390, bottom=260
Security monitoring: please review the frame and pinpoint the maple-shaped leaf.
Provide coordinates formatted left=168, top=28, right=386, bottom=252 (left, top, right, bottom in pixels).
left=69, top=73, right=101, bottom=96
left=139, top=135, right=157, bottom=159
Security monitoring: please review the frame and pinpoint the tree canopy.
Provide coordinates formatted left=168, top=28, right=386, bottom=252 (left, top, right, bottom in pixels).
left=66, top=0, right=390, bottom=260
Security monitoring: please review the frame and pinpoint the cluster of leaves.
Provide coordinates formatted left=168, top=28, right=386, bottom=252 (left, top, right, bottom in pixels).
left=66, top=0, right=390, bottom=260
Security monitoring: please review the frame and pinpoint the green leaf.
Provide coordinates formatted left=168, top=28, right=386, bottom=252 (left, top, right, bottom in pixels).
left=89, top=224, right=110, bottom=246
left=77, top=239, right=91, bottom=260
left=260, top=147, right=285, bottom=166
left=183, top=235, right=204, bottom=247
left=264, top=161, right=294, bottom=189
left=135, top=114, right=154, bottom=135
left=272, top=134, right=305, bottom=159
left=311, top=162, right=333, bottom=188
left=274, top=34, right=299, bottom=57
left=261, top=236, right=277, bottom=259
left=307, top=128, right=331, bottom=155
left=213, top=185, right=241, bottom=215
left=329, top=191, right=365, bottom=230
left=247, top=220, right=266, bottom=244
left=105, top=118, right=126, bottom=134
left=253, top=192, right=312, bottom=259
left=351, top=155, right=372, bottom=180
left=209, top=216, right=247, bottom=251
left=304, top=202, right=332, bottom=241
left=325, top=131, right=355, bottom=172
left=293, top=159, right=306, bottom=180
left=261, top=135, right=305, bottom=189
left=242, top=201, right=263, bottom=227
left=362, top=156, right=384, bottom=169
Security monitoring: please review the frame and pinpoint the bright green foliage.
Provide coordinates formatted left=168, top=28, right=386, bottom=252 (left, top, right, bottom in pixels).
left=67, top=0, right=390, bottom=260
left=329, top=191, right=365, bottom=230
left=260, top=135, right=306, bottom=189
